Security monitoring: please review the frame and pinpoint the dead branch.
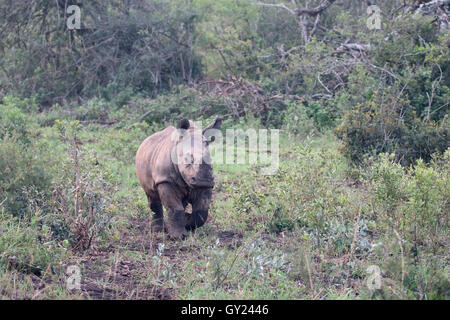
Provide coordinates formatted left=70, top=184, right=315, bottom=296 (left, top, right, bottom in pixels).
left=136, top=109, right=154, bottom=123
left=404, top=0, right=450, bottom=31
left=251, top=2, right=296, bottom=15
left=415, top=0, right=450, bottom=14
left=426, top=63, right=443, bottom=121
left=251, top=0, right=337, bottom=43
left=252, top=0, right=337, bottom=17
left=295, top=0, right=337, bottom=17
left=196, top=77, right=269, bottom=116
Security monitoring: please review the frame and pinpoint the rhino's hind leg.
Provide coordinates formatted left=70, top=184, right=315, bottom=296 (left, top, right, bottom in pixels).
left=148, top=195, right=164, bottom=233
left=157, top=183, right=188, bottom=239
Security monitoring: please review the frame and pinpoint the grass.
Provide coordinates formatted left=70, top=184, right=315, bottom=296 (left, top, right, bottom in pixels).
left=0, top=115, right=448, bottom=300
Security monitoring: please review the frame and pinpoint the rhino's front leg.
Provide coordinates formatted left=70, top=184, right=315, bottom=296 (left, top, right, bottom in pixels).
left=157, top=183, right=188, bottom=239
left=186, top=188, right=212, bottom=230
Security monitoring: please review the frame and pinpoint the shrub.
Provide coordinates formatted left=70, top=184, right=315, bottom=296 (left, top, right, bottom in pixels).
left=282, top=101, right=318, bottom=137
left=50, top=120, right=118, bottom=250
left=0, top=1, right=204, bottom=107
left=0, top=135, right=53, bottom=217
left=0, top=102, right=29, bottom=142
left=231, top=139, right=353, bottom=245
left=363, top=152, right=449, bottom=299
left=336, top=90, right=449, bottom=165
left=0, top=211, right=68, bottom=275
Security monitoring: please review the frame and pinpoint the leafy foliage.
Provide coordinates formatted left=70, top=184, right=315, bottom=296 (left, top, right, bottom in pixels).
left=0, top=0, right=448, bottom=300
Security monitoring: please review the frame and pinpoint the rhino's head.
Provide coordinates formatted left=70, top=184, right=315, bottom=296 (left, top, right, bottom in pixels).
left=172, top=118, right=222, bottom=188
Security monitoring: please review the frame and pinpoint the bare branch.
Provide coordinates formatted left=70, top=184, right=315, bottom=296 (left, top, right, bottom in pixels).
left=317, top=72, right=333, bottom=95
left=426, top=63, right=444, bottom=121
left=429, top=101, right=449, bottom=116
left=252, top=0, right=337, bottom=44
left=252, top=0, right=337, bottom=17
left=309, top=14, right=321, bottom=40
left=136, top=109, right=154, bottom=123
left=295, top=0, right=337, bottom=17
left=416, top=0, right=450, bottom=14
left=362, top=61, right=400, bottom=81
left=251, top=2, right=296, bottom=15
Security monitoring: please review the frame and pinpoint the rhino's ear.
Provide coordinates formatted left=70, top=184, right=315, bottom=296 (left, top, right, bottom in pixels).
left=203, top=117, right=223, bottom=134
left=176, top=118, right=190, bottom=130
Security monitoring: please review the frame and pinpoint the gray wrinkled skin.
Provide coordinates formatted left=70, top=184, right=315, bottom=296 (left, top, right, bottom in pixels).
left=135, top=118, right=222, bottom=239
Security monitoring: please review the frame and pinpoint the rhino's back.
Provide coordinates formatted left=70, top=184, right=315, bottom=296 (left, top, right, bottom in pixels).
left=136, top=126, right=177, bottom=194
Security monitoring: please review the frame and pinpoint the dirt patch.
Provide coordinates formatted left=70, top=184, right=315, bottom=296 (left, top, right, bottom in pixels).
left=217, top=230, right=243, bottom=249
left=114, top=215, right=157, bottom=252
left=58, top=214, right=243, bottom=299
left=69, top=247, right=174, bottom=300
left=81, top=273, right=172, bottom=300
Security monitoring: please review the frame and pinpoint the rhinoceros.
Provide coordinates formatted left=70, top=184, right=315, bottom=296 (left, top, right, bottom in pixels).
left=136, top=118, right=222, bottom=239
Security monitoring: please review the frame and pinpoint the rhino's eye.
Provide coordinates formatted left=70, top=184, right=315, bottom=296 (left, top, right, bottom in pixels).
left=183, top=153, right=192, bottom=165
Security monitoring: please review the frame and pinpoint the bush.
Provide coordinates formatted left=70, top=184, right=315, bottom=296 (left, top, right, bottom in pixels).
left=336, top=90, right=449, bottom=165
left=0, top=117, right=119, bottom=252
left=363, top=152, right=449, bottom=299
left=283, top=100, right=335, bottom=136
left=50, top=120, right=118, bottom=250
left=0, top=1, right=204, bottom=107
left=0, top=212, right=68, bottom=275
left=231, top=139, right=353, bottom=246
left=0, top=135, right=53, bottom=217
left=0, top=102, right=29, bottom=142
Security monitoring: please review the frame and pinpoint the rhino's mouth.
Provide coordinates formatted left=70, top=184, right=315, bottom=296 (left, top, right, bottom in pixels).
left=188, top=177, right=214, bottom=188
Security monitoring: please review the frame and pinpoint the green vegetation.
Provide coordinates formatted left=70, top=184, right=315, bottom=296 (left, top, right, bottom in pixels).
left=0, top=0, right=448, bottom=300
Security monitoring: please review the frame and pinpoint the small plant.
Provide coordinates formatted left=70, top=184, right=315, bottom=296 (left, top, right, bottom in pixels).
left=241, top=239, right=287, bottom=278
left=51, top=120, right=116, bottom=251
left=336, top=90, right=449, bottom=166
left=151, top=243, right=177, bottom=286
left=268, top=203, right=295, bottom=234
